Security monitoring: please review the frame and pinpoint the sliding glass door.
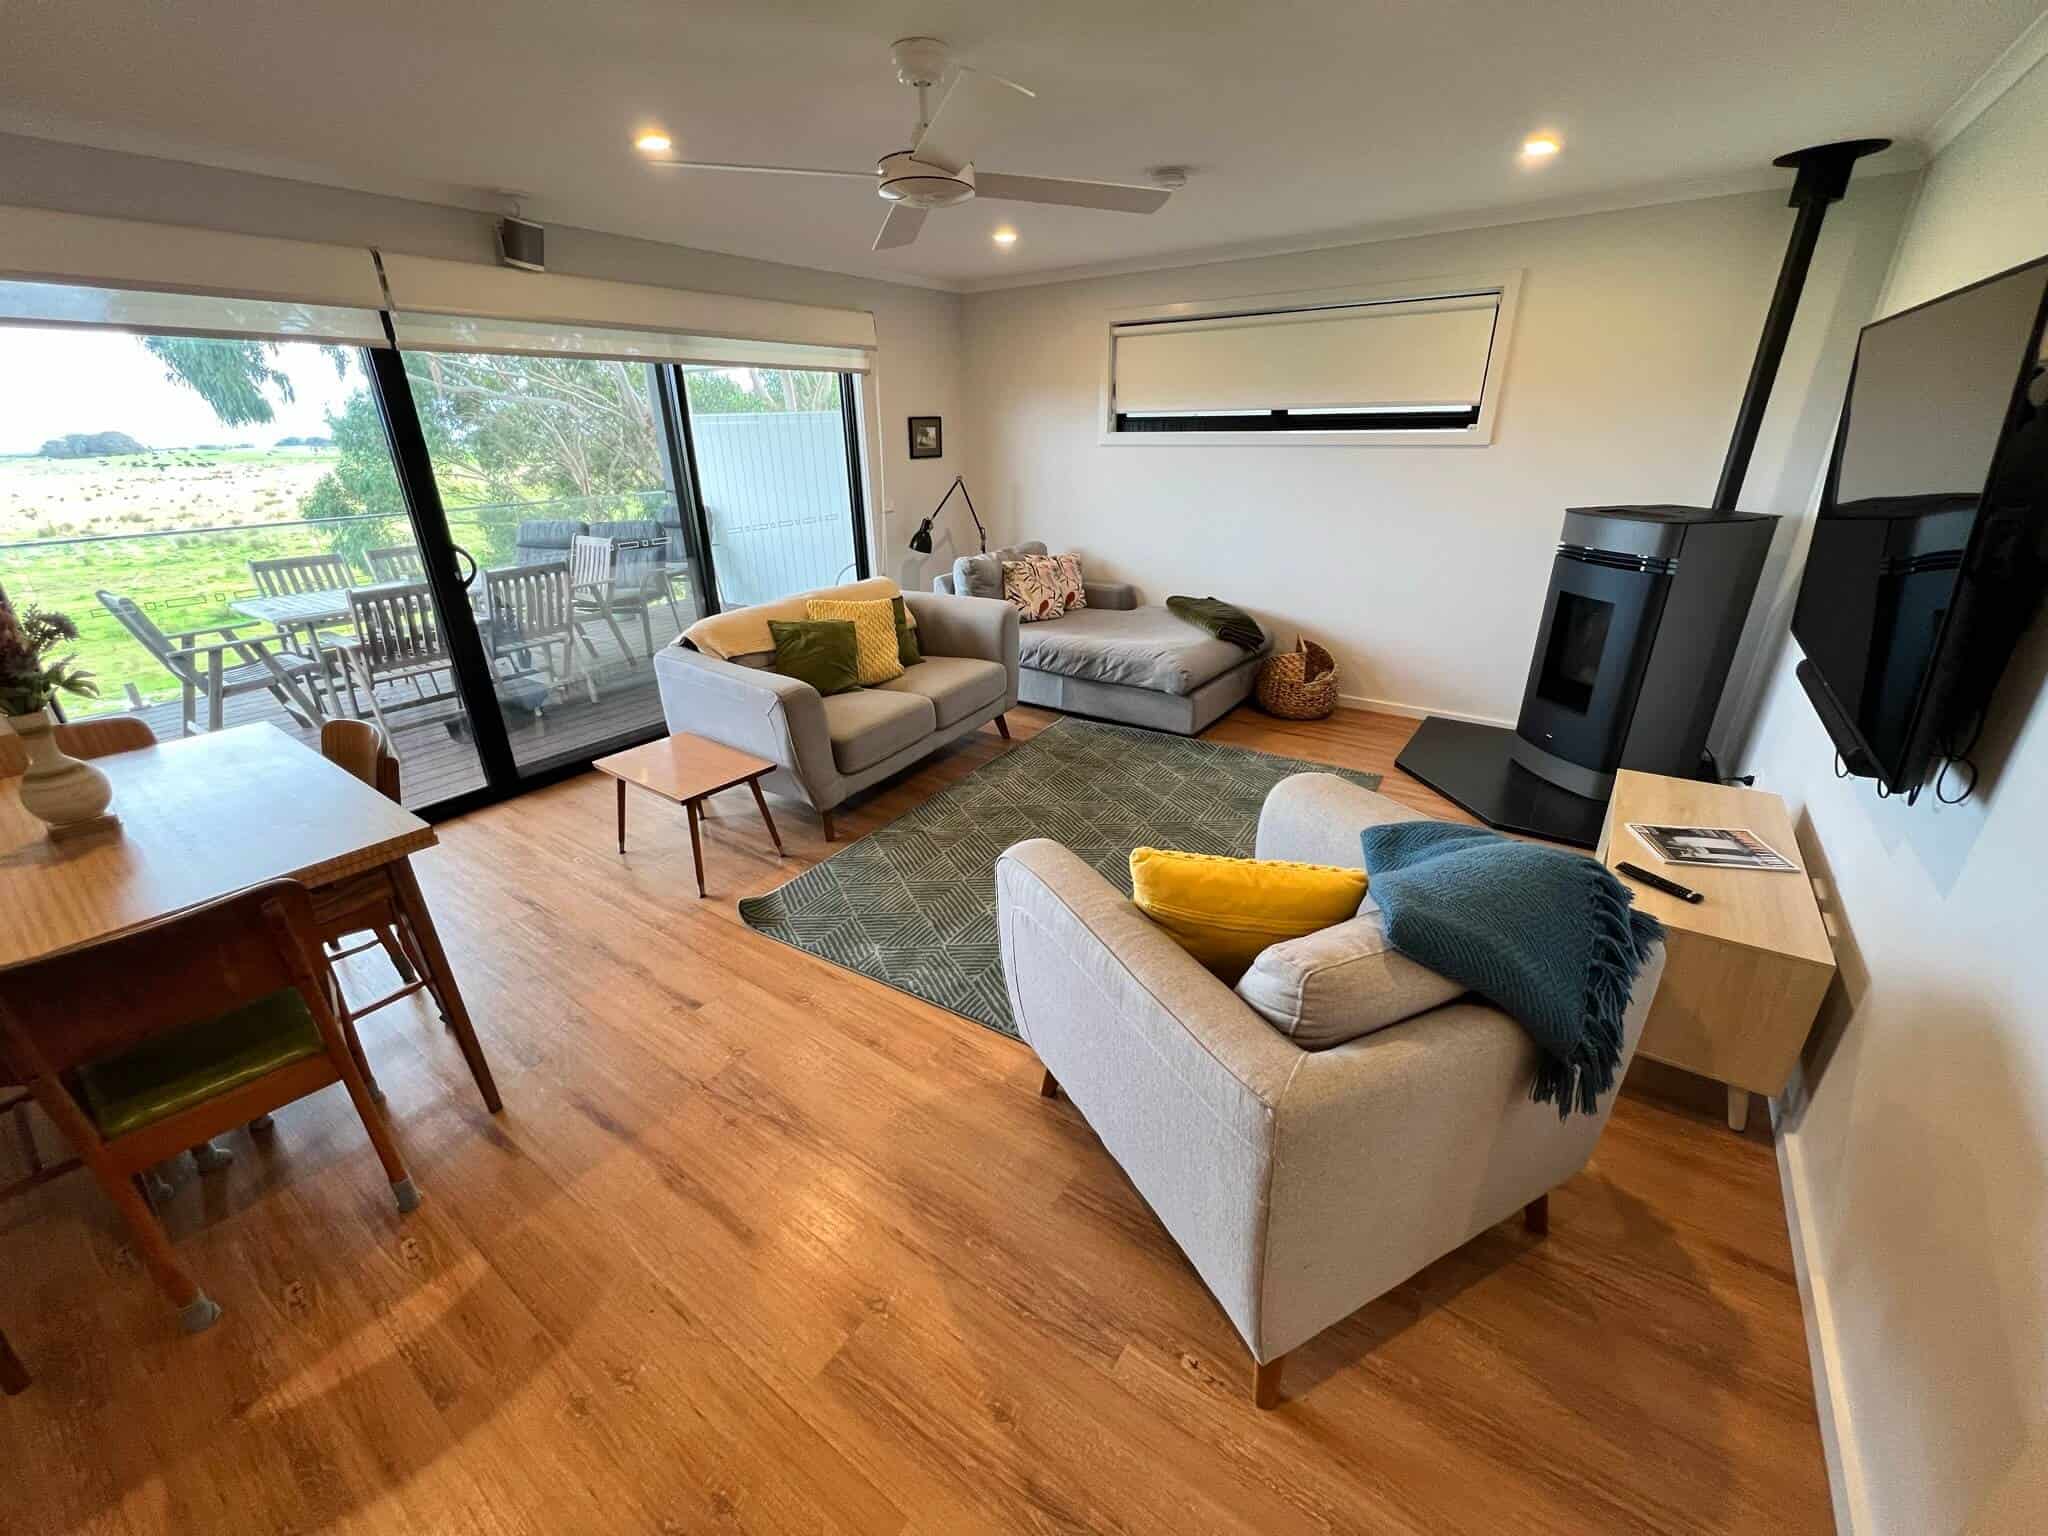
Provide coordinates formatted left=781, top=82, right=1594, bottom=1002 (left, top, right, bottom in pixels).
left=678, top=367, right=867, bottom=606
left=392, top=352, right=707, bottom=779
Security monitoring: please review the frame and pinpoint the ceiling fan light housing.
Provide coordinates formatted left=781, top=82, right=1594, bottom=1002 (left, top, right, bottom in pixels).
left=877, top=152, right=975, bottom=208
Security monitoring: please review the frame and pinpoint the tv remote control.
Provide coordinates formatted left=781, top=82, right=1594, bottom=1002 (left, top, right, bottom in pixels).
left=1615, top=861, right=1704, bottom=904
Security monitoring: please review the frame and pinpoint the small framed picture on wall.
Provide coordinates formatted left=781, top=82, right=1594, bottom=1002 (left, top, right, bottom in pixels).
left=908, top=416, right=943, bottom=459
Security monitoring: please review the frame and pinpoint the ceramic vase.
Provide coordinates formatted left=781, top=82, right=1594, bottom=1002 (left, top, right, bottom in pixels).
left=9, top=708, right=114, bottom=836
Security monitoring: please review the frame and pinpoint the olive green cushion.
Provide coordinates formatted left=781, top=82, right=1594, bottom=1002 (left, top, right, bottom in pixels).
left=76, top=989, right=324, bottom=1139
left=892, top=596, right=922, bottom=668
left=768, top=618, right=861, bottom=696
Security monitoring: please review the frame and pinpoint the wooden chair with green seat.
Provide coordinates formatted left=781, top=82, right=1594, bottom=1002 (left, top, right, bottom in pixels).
left=0, top=878, right=421, bottom=1335
left=313, top=719, right=448, bottom=1101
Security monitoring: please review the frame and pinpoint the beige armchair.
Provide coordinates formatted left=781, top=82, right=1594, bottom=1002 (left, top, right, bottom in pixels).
left=995, top=772, right=1664, bottom=1407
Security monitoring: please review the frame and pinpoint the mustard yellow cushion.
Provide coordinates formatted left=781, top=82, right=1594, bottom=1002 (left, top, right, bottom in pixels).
left=806, top=597, right=905, bottom=685
left=1129, top=847, right=1368, bottom=983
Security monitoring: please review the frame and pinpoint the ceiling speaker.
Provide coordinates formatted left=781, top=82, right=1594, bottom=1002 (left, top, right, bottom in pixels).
left=496, top=216, right=545, bottom=273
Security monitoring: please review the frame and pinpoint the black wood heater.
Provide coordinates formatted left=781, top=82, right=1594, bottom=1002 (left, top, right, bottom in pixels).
left=1396, top=139, right=1889, bottom=846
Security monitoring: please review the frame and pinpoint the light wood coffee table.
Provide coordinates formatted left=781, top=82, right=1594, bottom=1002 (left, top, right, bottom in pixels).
left=593, top=733, right=783, bottom=897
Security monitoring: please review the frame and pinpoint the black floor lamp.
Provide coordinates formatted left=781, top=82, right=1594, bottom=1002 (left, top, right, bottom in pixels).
left=907, top=476, right=987, bottom=554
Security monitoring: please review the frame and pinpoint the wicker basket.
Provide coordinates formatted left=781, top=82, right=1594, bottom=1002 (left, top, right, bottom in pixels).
left=1256, top=638, right=1339, bottom=720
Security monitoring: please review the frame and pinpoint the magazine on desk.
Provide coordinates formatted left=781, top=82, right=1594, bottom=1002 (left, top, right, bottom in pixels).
left=1626, top=823, right=1799, bottom=872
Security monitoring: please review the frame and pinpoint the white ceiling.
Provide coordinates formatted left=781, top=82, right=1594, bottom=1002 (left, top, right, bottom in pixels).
left=1, top=1, right=2041, bottom=291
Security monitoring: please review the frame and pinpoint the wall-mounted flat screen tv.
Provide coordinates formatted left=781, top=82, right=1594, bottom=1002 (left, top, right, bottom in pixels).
left=1792, top=255, right=2048, bottom=797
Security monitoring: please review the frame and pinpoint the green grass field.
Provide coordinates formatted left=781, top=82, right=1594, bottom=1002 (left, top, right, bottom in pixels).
left=1, top=446, right=354, bottom=708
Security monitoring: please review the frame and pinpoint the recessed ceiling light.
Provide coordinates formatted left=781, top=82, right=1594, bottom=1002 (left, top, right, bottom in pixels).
left=1522, top=135, right=1561, bottom=160
left=634, top=131, right=673, bottom=154
left=992, top=227, right=1018, bottom=247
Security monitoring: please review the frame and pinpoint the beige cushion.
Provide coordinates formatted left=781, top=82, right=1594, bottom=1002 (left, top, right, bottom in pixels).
left=1235, top=911, right=1465, bottom=1049
left=681, top=577, right=910, bottom=661
left=876, top=655, right=1006, bottom=728
left=819, top=688, right=936, bottom=774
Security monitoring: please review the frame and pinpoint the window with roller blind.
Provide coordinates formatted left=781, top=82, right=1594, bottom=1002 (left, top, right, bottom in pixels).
left=1102, top=277, right=1517, bottom=446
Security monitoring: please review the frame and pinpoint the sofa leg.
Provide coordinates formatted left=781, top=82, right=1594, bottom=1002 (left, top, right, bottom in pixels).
left=820, top=808, right=835, bottom=843
left=1038, top=1069, right=1060, bottom=1100
left=994, top=713, right=1011, bottom=741
left=1524, top=1193, right=1550, bottom=1236
left=1252, top=1353, right=1285, bottom=1410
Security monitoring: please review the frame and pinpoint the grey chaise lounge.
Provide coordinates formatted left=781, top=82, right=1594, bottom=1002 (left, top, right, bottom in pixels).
left=655, top=579, right=1019, bottom=840
left=935, top=542, right=1269, bottom=735
left=996, top=771, right=1664, bottom=1407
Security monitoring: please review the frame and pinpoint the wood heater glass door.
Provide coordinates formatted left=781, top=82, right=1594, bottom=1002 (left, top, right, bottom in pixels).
left=1514, top=553, right=1670, bottom=774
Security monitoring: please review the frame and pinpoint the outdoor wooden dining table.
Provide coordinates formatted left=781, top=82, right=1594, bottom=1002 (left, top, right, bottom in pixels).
left=0, top=722, right=501, bottom=1112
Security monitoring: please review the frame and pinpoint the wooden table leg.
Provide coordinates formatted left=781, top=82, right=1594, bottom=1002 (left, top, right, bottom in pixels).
left=384, top=857, right=502, bottom=1113
left=615, top=778, right=627, bottom=855
left=747, top=776, right=784, bottom=856
left=685, top=798, right=707, bottom=898
left=1, top=1324, right=30, bottom=1395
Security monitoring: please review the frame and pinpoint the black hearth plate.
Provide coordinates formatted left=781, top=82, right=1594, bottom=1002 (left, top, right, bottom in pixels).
left=1394, top=716, right=1608, bottom=848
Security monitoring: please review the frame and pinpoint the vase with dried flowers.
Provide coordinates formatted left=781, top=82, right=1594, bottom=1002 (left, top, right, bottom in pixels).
left=0, top=597, right=114, bottom=837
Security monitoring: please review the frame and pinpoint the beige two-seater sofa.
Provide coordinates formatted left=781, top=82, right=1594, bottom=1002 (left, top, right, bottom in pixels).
left=655, top=577, right=1019, bottom=839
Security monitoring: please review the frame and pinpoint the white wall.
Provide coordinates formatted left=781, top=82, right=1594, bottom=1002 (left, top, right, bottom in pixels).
left=1740, top=55, right=2048, bottom=1536
left=960, top=180, right=1914, bottom=726
left=0, top=133, right=966, bottom=574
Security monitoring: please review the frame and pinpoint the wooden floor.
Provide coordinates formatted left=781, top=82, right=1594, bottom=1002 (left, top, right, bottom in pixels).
left=0, top=706, right=1832, bottom=1534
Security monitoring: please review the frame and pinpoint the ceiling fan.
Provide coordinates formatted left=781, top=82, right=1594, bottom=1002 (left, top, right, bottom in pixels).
left=645, top=36, right=1183, bottom=251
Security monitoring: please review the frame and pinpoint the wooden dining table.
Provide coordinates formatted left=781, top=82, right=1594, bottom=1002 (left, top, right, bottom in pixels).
left=0, top=723, right=501, bottom=1113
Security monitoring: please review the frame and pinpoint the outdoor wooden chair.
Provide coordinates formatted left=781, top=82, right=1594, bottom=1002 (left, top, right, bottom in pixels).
left=590, top=519, right=688, bottom=636
left=485, top=560, right=596, bottom=705
left=337, top=582, right=464, bottom=760
left=365, top=545, right=426, bottom=583
left=249, top=554, right=359, bottom=709
left=0, top=879, right=421, bottom=1335
left=249, top=552, right=353, bottom=600
left=570, top=533, right=650, bottom=667
left=96, top=589, right=322, bottom=736
left=313, top=720, right=446, bottom=1100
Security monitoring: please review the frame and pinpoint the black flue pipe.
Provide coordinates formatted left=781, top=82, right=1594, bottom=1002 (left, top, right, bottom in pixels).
left=1711, top=138, right=1891, bottom=512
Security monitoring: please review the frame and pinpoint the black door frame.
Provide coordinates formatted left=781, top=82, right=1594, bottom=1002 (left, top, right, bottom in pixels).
left=368, top=354, right=875, bottom=821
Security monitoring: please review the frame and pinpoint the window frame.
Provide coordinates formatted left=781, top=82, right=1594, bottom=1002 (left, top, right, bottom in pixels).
left=1097, top=271, right=1521, bottom=449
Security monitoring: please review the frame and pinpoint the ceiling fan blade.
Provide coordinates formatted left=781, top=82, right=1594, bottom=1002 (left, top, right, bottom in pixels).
left=873, top=203, right=927, bottom=251
left=648, top=160, right=874, bottom=180
left=975, top=171, right=1173, bottom=214
left=912, top=66, right=1031, bottom=175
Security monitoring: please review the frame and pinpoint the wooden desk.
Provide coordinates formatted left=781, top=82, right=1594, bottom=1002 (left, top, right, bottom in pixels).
left=593, top=733, right=781, bottom=898
left=1598, top=770, right=1835, bottom=1131
left=0, top=724, right=500, bottom=1110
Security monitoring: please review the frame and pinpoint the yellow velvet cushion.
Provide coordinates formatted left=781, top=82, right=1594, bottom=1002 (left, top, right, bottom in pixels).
left=1129, top=847, right=1369, bottom=983
left=806, top=597, right=905, bottom=685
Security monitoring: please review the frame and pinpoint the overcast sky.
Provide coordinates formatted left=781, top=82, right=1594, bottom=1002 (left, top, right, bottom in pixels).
left=0, top=326, right=363, bottom=454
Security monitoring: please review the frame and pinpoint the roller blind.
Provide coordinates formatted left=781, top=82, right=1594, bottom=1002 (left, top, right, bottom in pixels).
left=1112, top=293, right=1499, bottom=415
left=0, top=206, right=389, bottom=344
left=379, top=254, right=877, bottom=373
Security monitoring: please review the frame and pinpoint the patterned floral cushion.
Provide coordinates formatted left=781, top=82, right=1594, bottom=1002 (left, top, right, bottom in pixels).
left=1001, top=556, right=1068, bottom=622
left=1051, top=553, right=1087, bottom=611
left=805, top=597, right=905, bottom=684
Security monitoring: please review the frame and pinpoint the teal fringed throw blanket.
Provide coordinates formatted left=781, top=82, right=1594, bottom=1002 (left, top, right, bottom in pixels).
left=1166, top=595, right=1265, bottom=651
left=1360, top=822, right=1664, bottom=1118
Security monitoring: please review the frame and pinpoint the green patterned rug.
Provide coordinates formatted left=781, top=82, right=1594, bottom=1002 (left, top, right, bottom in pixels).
left=737, top=717, right=1381, bottom=1038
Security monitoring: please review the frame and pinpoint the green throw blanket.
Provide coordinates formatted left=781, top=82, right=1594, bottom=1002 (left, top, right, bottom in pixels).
left=1166, top=595, right=1265, bottom=651
left=1361, top=821, right=1664, bottom=1118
